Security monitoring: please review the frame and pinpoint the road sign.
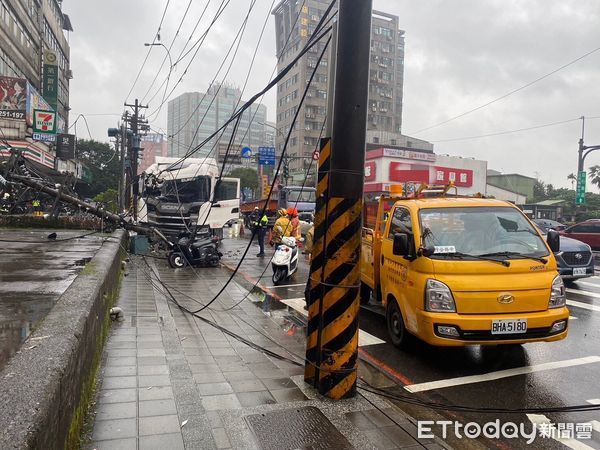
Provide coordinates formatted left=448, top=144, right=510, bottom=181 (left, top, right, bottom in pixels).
left=261, top=175, right=270, bottom=199
left=258, top=147, right=276, bottom=166
left=241, top=146, right=253, bottom=158
left=576, top=170, right=586, bottom=205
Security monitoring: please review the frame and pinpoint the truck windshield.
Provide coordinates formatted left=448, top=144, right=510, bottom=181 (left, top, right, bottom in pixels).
left=160, top=177, right=210, bottom=203
left=287, top=189, right=316, bottom=203
left=419, top=207, right=549, bottom=259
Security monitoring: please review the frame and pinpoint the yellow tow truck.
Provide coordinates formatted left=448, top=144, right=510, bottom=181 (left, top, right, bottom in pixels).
left=360, top=184, right=569, bottom=347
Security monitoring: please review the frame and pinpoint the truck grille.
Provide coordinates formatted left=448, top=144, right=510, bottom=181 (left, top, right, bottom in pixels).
left=561, top=251, right=592, bottom=266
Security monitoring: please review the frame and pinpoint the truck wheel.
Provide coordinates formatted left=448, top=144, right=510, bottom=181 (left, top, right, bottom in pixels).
left=386, top=298, right=410, bottom=348
left=360, top=282, right=371, bottom=305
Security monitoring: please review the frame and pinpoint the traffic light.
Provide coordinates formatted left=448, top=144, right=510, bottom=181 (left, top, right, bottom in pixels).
left=283, top=164, right=289, bottom=179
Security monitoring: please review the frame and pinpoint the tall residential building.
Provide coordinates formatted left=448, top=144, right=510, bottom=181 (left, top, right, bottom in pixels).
left=167, top=83, right=268, bottom=159
left=138, top=133, right=168, bottom=174
left=272, top=2, right=405, bottom=179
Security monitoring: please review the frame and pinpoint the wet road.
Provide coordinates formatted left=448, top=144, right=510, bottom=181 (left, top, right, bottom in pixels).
left=0, top=229, right=106, bottom=371
left=220, top=236, right=600, bottom=449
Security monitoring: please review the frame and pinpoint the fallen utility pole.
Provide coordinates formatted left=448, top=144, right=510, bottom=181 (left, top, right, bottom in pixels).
left=8, top=173, right=150, bottom=235
left=304, top=0, right=372, bottom=399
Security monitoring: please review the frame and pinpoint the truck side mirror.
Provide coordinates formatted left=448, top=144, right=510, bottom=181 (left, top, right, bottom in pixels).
left=547, top=230, right=560, bottom=253
left=393, top=233, right=409, bottom=256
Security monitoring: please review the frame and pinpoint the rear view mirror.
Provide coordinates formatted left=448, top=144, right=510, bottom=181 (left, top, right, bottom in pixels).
left=420, top=245, right=436, bottom=257
left=547, top=230, right=560, bottom=253
left=393, top=233, right=409, bottom=256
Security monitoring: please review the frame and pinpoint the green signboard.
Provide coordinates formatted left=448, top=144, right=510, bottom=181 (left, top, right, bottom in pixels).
left=576, top=170, right=586, bottom=205
left=42, top=64, right=58, bottom=111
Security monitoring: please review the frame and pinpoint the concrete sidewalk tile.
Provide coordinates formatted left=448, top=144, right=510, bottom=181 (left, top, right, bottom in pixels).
left=138, top=348, right=166, bottom=357
left=95, top=401, right=137, bottom=420
left=107, top=349, right=137, bottom=358
left=102, top=376, right=137, bottom=390
left=138, top=432, right=184, bottom=450
left=107, top=341, right=137, bottom=349
left=252, top=368, right=285, bottom=379
left=229, top=378, right=265, bottom=393
left=236, top=390, right=276, bottom=407
left=206, top=411, right=224, bottom=428
left=89, top=437, right=137, bottom=450
left=137, top=334, right=162, bottom=342
left=269, top=387, right=308, bottom=403
left=184, top=347, right=211, bottom=356
left=261, top=377, right=296, bottom=390
left=189, top=363, right=221, bottom=374
left=137, top=341, right=165, bottom=349
left=218, top=362, right=248, bottom=373
left=202, top=394, right=242, bottom=411
left=138, top=375, right=171, bottom=387
left=213, top=355, right=244, bottom=365
left=363, top=408, right=395, bottom=428
left=209, top=347, right=237, bottom=356
left=137, top=365, right=169, bottom=376
left=92, top=418, right=137, bottom=441
left=138, top=414, right=181, bottom=436
left=138, top=386, right=174, bottom=401
left=197, top=382, right=233, bottom=396
left=98, top=388, right=137, bottom=404
left=139, top=398, right=178, bottom=417
left=106, top=356, right=137, bottom=367
left=193, top=372, right=227, bottom=384
left=380, top=425, right=420, bottom=447
left=211, top=427, right=231, bottom=449
left=222, top=370, right=256, bottom=382
left=104, top=365, right=137, bottom=377
left=185, top=354, right=215, bottom=364
left=363, top=428, right=397, bottom=450
left=138, top=356, right=167, bottom=366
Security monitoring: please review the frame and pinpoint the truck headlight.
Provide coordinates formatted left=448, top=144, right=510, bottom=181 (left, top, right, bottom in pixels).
left=425, top=279, right=456, bottom=312
left=548, top=275, right=566, bottom=308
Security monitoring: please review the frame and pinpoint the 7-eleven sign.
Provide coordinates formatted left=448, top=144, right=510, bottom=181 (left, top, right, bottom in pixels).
left=33, top=109, right=57, bottom=134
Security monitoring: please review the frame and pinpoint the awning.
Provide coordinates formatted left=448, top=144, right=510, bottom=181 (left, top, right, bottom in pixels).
left=0, top=139, right=55, bottom=169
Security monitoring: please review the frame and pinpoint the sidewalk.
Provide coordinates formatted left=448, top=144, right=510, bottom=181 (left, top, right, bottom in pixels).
left=86, top=246, right=445, bottom=449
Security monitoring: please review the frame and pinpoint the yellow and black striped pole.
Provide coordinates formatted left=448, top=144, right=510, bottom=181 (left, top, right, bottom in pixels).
left=304, top=0, right=372, bottom=400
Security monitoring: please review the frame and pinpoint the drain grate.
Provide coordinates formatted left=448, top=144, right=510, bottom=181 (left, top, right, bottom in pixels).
left=244, top=406, right=354, bottom=450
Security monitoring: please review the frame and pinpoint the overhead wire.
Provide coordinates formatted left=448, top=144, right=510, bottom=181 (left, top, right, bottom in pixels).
left=409, top=45, right=600, bottom=136
left=124, top=0, right=172, bottom=102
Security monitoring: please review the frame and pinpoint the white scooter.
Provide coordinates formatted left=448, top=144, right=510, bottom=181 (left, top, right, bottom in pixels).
left=272, top=236, right=299, bottom=285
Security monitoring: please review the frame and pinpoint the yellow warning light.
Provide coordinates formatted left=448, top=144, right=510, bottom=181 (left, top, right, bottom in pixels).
left=390, top=185, right=403, bottom=196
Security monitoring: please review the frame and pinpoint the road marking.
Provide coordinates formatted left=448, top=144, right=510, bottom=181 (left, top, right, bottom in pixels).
left=527, top=414, right=595, bottom=450
left=280, top=298, right=386, bottom=347
left=567, top=288, right=600, bottom=299
left=586, top=399, right=600, bottom=433
left=567, top=300, right=600, bottom=312
left=403, top=356, right=600, bottom=393
left=572, top=281, right=600, bottom=290
left=266, top=283, right=306, bottom=289
left=570, top=315, right=578, bottom=320
left=587, top=399, right=600, bottom=404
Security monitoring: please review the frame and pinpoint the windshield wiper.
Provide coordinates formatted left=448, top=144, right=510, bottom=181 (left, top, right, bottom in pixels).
left=438, top=252, right=510, bottom=267
left=478, top=251, right=547, bottom=264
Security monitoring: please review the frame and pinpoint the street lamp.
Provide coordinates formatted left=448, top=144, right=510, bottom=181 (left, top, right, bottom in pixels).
left=575, top=116, right=600, bottom=215
left=144, top=42, right=173, bottom=69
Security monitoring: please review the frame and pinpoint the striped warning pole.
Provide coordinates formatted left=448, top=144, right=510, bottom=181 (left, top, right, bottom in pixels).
left=304, top=0, right=372, bottom=399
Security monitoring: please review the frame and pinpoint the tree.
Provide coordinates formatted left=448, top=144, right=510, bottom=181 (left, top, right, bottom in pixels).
left=567, top=173, right=577, bottom=189
left=533, top=180, right=547, bottom=202
left=229, top=167, right=259, bottom=193
left=589, top=165, right=600, bottom=191
left=75, top=139, right=120, bottom=198
left=93, top=188, right=118, bottom=213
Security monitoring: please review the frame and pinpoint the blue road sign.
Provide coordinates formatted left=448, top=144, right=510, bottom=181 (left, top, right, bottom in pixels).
left=241, top=147, right=253, bottom=158
left=258, top=146, right=276, bottom=166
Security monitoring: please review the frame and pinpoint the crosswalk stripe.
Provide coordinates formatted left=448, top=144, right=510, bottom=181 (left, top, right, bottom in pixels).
left=571, top=281, right=600, bottom=291
left=567, top=288, right=600, bottom=299
left=567, top=300, right=600, bottom=312
left=279, top=298, right=386, bottom=347
left=403, top=356, right=600, bottom=393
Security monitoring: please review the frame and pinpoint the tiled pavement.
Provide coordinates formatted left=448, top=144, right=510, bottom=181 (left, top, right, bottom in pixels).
left=87, top=251, right=446, bottom=450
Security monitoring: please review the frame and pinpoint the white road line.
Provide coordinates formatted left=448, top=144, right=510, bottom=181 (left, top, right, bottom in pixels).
left=567, top=288, right=600, bottom=299
left=279, top=298, right=386, bottom=347
left=527, top=414, right=595, bottom=450
left=572, top=281, right=600, bottom=291
left=567, top=300, right=600, bottom=312
left=403, top=356, right=600, bottom=393
left=266, top=283, right=306, bottom=289
left=570, top=315, right=579, bottom=320
left=587, top=399, right=600, bottom=405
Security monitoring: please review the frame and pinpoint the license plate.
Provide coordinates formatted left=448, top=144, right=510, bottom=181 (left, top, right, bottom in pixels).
left=491, top=319, right=527, bottom=335
left=573, top=267, right=587, bottom=276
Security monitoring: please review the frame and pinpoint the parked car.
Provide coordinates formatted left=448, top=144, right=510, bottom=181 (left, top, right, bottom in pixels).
left=536, top=226, right=594, bottom=283
left=533, top=218, right=567, bottom=232
left=560, top=219, right=600, bottom=250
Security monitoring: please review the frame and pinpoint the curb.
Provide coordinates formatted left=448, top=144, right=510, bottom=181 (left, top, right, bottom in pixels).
left=0, top=230, right=127, bottom=449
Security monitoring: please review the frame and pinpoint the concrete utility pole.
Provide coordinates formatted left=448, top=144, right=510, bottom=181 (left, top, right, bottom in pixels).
left=123, top=100, right=148, bottom=220
left=304, top=0, right=372, bottom=399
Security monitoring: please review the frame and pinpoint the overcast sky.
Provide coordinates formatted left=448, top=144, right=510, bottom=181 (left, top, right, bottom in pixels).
left=62, top=0, right=600, bottom=188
